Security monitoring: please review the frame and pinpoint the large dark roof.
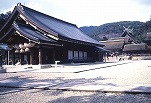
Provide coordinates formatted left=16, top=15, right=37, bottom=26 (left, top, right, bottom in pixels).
left=13, top=23, right=57, bottom=44
left=0, top=4, right=103, bottom=46
left=18, top=5, right=103, bottom=46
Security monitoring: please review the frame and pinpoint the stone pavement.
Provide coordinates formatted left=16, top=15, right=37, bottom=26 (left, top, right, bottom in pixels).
left=0, top=60, right=151, bottom=94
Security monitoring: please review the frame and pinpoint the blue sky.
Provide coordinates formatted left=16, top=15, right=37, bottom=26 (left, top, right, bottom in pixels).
left=1, top=0, right=151, bottom=27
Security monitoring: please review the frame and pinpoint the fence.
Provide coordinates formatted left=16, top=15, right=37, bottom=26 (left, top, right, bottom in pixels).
left=104, top=53, right=151, bottom=62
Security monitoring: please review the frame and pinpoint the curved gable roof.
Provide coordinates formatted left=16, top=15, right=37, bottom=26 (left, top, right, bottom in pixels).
left=17, top=5, right=103, bottom=46
left=0, top=4, right=103, bottom=46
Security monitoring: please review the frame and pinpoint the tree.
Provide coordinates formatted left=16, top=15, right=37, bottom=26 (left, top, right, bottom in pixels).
left=0, top=11, right=12, bottom=29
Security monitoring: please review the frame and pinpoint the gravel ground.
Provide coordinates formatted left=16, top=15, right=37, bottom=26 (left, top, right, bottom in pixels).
left=0, top=87, right=151, bottom=103
left=0, top=60, right=151, bottom=102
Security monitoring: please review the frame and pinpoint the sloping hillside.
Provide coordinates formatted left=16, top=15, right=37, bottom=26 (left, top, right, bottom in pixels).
left=80, top=21, right=145, bottom=41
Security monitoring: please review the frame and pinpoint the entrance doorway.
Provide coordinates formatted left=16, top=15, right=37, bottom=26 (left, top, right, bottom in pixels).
left=42, top=48, right=54, bottom=64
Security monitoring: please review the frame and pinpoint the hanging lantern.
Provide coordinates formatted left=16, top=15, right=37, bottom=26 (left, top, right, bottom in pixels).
left=15, top=49, right=20, bottom=53
left=20, top=49, right=24, bottom=53
left=25, top=48, right=30, bottom=52
left=19, top=43, right=24, bottom=49
left=24, top=43, right=29, bottom=48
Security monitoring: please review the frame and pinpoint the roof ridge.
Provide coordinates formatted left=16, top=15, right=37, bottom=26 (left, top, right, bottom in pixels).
left=20, top=4, right=77, bottom=27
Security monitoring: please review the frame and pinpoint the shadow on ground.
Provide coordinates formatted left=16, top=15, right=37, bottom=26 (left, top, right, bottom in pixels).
left=0, top=74, right=113, bottom=89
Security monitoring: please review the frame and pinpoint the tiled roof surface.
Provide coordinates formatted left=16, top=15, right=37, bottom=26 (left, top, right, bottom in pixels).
left=20, top=5, right=102, bottom=46
left=100, top=40, right=124, bottom=51
left=110, top=37, right=129, bottom=43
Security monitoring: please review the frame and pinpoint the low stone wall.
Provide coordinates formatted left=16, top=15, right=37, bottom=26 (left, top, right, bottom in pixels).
left=130, top=55, right=151, bottom=60
left=104, top=54, right=151, bottom=62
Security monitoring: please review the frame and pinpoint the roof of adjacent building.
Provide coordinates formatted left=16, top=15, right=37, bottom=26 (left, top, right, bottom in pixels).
left=123, top=43, right=151, bottom=51
left=100, top=27, right=145, bottom=52
left=122, top=30, right=140, bottom=44
left=0, top=4, right=103, bottom=47
left=110, top=37, right=130, bottom=44
left=100, top=39, right=124, bottom=51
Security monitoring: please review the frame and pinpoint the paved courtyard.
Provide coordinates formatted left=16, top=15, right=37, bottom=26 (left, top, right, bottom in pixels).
left=0, top=60, right=151, bottom=102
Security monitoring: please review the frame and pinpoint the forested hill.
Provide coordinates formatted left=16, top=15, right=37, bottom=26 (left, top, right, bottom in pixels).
left=79, top=21, right=151, bottom=42
left=79, top=26, right=97, bottom=35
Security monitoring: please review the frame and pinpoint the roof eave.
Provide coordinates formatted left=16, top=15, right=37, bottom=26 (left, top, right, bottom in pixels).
left=59, top=36, right=104, bottom=47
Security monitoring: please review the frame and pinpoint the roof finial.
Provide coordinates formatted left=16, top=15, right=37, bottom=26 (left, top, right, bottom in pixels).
left=17, top=3, right=24, bottom=11
left=123, top=26, right=133, bottom=34
left=17, top=3, right=22, bottom=6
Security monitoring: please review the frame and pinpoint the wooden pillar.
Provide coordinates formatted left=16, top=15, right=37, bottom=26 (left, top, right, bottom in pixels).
left=8, top=51, right=10, bottom=65
left=6, top=51, right=11, bottom=65
left=38, top=47, right=42, bottom=65
left=12, top=50, right=15, bottom=65
left=30, top=50, right=33, bottom=65
left=0, top=51, right=2, bottom=66
left=6, top=51, right=8, bottom=65
left=27, top=53, right=30, bottom=65
left=52, top=48, right=55, bottom=64
left=20, top=54, right=24, bottom=65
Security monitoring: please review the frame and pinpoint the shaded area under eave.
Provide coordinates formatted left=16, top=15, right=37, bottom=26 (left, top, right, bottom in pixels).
left=95, top=46, right=111, bottom=53
left=13, top=23, right=57, bottom=44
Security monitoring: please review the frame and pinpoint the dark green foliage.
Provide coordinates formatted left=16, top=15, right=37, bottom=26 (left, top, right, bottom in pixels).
left=79, top=26, right=97, bottom=36
left=80, top=21, right=145, bottom=41
left=128, top=20, right=151, bottom=42
left=80, top=21, right=151, bottom=42
left=0, top=11, right=11, bottom=29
